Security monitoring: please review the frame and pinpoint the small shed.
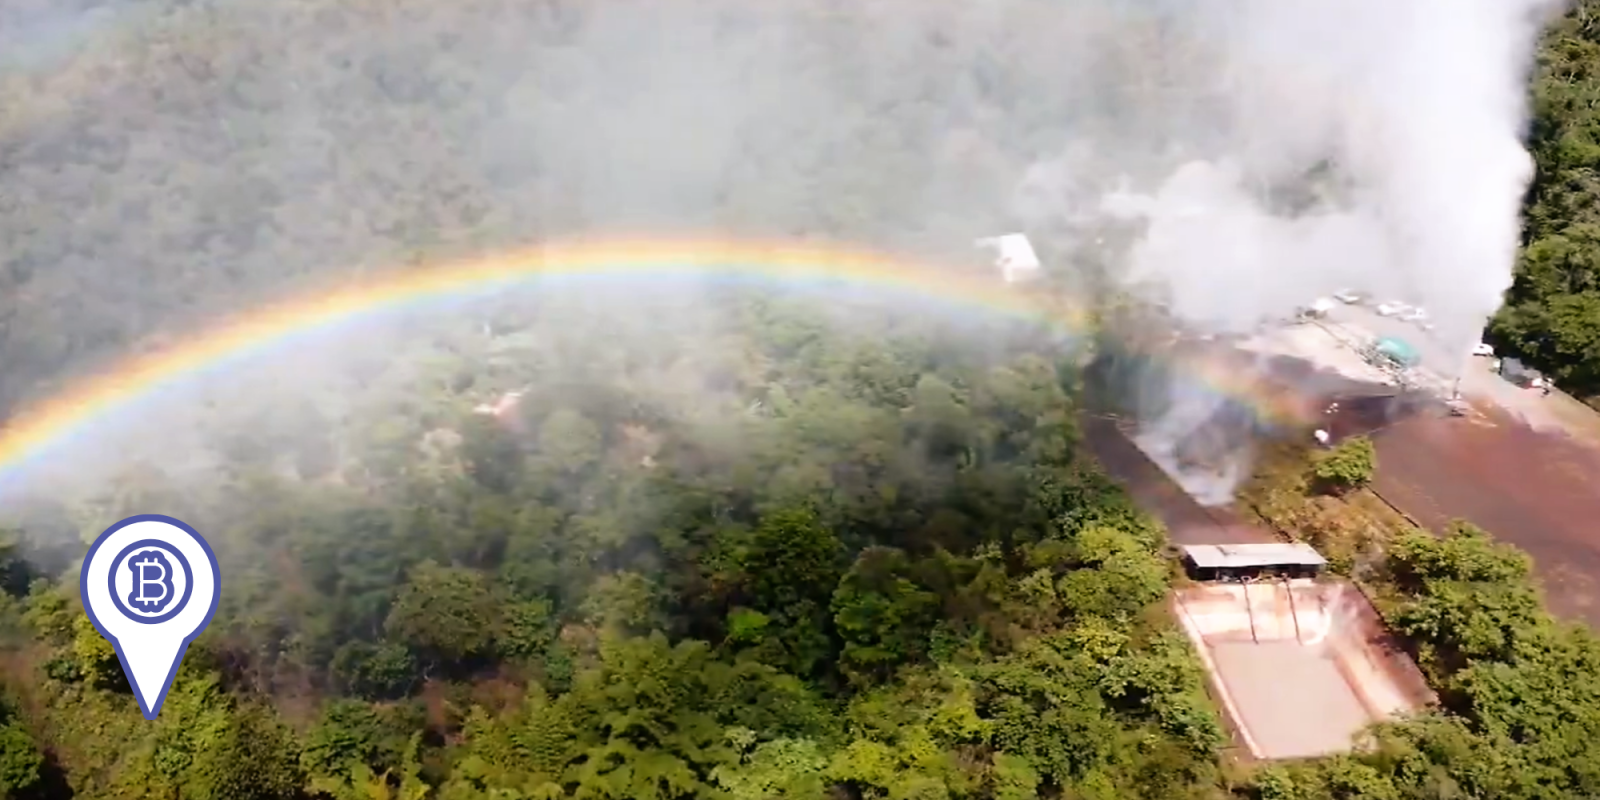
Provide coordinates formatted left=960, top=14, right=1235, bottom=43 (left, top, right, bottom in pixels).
left=1374, top=337, right=1421, bottom=369
left=1180, top=542, right=1329, bottom=582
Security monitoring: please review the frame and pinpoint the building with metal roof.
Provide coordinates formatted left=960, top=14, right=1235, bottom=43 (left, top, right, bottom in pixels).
left=1180, top=543, right=1328, bottom=582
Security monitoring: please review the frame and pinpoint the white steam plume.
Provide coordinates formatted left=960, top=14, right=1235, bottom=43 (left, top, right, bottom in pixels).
left=1015, top=0, right=1558, bottom=504
left=1073, top=0, right=1552, bottom=353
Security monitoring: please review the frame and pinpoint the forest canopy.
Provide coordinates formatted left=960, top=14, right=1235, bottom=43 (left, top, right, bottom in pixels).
left=4, top=0, right=1600, bottom=798
left=1493, top=0, right=1600, bottom=399
left=0, top=291, right=1237, bottom=799
left=0, top=287, right=1596, bottom=800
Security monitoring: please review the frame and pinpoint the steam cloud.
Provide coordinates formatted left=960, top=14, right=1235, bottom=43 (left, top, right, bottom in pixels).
left=1070, top=0, right=1548, bottom=351
left=0, top=0, right=1563, bottom=506
left=1009, top=0, right=1557, bottom=503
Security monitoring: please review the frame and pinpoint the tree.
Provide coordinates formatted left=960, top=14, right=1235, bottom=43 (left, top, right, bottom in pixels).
left=559, top=635, right=738, bottom=799
left=579, top=571, right=665, bottom=636
left=725, top=506, right=845, bottom=676
left=532, top=408, right=603, bottom=479
left=1019, top=526, right=1170, bottom=623
left=459, top=416, right=523, bottom=493
left=183, top=704, right=304, bottom=800
left=1311, top=435, right=1376, bottom=495
left=1386, top=524, right=1547, bottom=666
left=310, top=733, right=432, bottom=800
left=301, top=700, right=398, bottom=780
left=384, top=561, right=497, bottom=664
left=0, top=721, right=41, bottom=796
left=1489, top=0, right=1600, bottom=399
left=712, top=733, right=831, bottom=800
left=331, top=641, right=418, bottom=700
left=832, top=548, right=942, bottom=686
left=496, top=596, right=558, bottom=661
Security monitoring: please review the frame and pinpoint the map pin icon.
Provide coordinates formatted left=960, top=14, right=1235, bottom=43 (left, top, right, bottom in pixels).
left=80, top=514, right=221, bottom=720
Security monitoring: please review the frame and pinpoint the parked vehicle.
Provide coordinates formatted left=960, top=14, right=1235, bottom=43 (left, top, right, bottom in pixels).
left=1334, top=290, right=1366, bottom=304
left=1499, top=357, right=1547, bottom=390
left=1298, top=297, right=1338, bottom=320
left=1471, top=342, right=1495, bottom=357
left=1399, top=306, right=1428, bottom=323
left=1375, top=301, right=1407, bottom=316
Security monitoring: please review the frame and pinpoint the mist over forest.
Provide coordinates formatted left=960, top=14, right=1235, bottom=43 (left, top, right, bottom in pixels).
left=3, top=0, right=1600, bottom=798
left=0, top=0, right=1556, bottom=415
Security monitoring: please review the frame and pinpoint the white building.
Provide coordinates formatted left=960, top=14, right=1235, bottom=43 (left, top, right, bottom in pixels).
left=974, top=233, right=1042, bottom=284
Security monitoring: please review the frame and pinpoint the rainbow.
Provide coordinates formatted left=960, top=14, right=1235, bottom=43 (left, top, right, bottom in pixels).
left=0, top=238, right=1307, bottom=480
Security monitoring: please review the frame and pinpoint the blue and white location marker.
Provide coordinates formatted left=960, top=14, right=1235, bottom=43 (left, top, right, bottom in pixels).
left=80, top=515, right=221, bottom=720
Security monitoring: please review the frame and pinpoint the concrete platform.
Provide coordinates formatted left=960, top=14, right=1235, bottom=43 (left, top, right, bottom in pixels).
left=1173, top=578, right=1434, bottom=761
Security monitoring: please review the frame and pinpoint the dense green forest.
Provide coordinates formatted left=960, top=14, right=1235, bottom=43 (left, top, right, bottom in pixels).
left=5, top=0, right=1600, bottom=797
left=0, top=291, right=1597, bottom=799
left=0, top=293, right=1236, bottom=799
left=1493, top=0, right=1600, bottom=399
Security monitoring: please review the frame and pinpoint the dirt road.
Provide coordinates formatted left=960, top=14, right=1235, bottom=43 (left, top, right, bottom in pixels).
left=1359, top=404, right=1600, bottom=626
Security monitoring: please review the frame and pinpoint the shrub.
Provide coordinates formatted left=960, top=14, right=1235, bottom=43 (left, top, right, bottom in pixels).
left=1311, top=435, right=1376, bottom=495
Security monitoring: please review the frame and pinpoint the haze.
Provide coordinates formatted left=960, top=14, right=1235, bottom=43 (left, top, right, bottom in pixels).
left=0, top=0, right=1559, bottom=503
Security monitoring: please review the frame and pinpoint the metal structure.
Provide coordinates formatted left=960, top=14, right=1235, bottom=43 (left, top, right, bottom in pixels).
left=1243, top=579, right=1259, bottom=644
left=1180, top=542, right=1329, bottom=582
left=1285, top=578, right=1304, bottom=644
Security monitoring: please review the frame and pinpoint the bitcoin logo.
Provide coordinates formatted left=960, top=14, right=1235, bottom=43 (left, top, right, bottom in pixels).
left=125, top=549, right=176, bottom=614
left=106, top=539, right=193, bottom=625
left=81, top=515, right=221, bottom=721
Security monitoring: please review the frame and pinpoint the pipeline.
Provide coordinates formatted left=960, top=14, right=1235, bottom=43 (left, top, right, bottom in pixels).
left=1242, top=579, right=1259, bottom=644
left=1285, top=577, right=1304, bottom=643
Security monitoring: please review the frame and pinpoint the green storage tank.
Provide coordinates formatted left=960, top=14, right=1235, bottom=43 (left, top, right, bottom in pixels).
left=1375, top=336, right=1421, bottom=368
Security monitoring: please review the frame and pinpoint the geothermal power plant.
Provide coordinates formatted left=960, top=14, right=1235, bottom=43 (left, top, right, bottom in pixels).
left=1071, top=281, right=1569, bottom=760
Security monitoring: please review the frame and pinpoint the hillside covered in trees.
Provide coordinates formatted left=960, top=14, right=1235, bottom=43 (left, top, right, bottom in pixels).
left=0, top=293, right=1235, bottom=799
left=1493, top=0, right=1600, bottom=399
left=0, top=291, right=1595, bottom=799
left=4, top=0, right=1600, bottom=797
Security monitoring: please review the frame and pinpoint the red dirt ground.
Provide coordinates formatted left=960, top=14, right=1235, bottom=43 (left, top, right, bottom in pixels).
left=1086, top=339, right=1600, bottom=627
left=1343, top=403, right=1600, bottom=626
left=1213, top=348, right=1600, bottom=627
